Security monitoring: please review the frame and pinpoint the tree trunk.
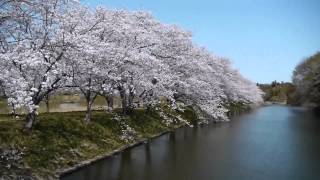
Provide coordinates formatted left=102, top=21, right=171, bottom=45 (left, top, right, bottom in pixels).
left=84, top=99, right=93, bottom=123
left=105, top=95, right=113, bottom=112
left=10, top=102, right=18, bottom=118
left=128, top=89, right=134, bottom=109
left=25, top=111, right=36, bottom=129
left=120, top=89, right=128, bottom=115
left=45, top=94, right=50, bottom=113
left=122, top=94, right=128, bottom=114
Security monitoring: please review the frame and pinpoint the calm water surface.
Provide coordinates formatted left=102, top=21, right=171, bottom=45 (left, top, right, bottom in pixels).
left=61, top=105, right=320, bottom=180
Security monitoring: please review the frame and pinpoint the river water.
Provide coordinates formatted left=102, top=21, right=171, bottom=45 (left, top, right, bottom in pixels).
left=61, top=105, right=320, bottom=180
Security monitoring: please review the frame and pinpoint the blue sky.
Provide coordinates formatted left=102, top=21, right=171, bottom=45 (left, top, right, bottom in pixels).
left=81, top=0, right=320, bottom=83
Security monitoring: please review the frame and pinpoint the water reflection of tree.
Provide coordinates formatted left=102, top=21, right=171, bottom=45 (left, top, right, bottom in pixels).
left=117, top=150, right=132, bottom=180
left=143, top=142, right=153, bottom=180
left=116, top=143, right=154, bottom=180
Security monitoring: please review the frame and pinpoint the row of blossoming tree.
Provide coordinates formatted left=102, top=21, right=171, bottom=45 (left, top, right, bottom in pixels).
left=0, top=0, right=263, bottom=129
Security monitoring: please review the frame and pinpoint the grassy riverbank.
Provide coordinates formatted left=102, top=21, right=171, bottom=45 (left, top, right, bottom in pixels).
left=0, top=106, right=197, bottom=179
left=0, top=101, right=252, bottom=179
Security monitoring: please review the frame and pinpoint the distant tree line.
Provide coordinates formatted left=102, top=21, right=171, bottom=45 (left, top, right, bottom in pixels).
left=259, top=52, right=320, bottom=111
left=257, top=81, right=295, bottom=103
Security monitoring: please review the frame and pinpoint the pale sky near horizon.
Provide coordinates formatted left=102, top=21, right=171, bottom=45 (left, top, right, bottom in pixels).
left=81, top=0, right=320, bottom=83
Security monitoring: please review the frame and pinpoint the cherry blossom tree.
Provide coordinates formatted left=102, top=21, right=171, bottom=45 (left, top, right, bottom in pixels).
left=0, top=1, right=264, bottom=129
left=0, top=0, right=77, bottom=129
left=88, top=8, right=177, bottom=114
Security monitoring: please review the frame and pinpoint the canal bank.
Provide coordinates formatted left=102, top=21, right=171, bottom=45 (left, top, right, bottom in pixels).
left=0, top=105, right=197, bottom=179
left=61, top=105, right=320, bottom=180
left=0, top=102, right=250, bottom=179
left=58, top=102, right=251, bottom=179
